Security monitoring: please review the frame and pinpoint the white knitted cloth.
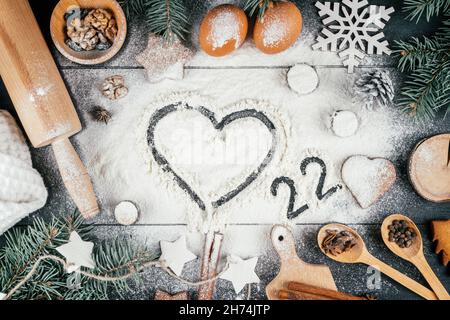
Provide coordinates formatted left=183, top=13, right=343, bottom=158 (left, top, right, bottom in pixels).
left=0, top=110, right=47, bottom=235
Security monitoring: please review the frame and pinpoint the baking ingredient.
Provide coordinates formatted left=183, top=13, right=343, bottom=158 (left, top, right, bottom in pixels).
left=431, top=220, right=450, bottom=266
left=321, top=229, right=357, bottom=256
left=154, top=289, right=188, bottom=300
left=114, top=200, right=139, bottom=225
left=283, top=282, right=372, bottom=300
left=330, top=110, right=359, bottom=137
left=65, top=8, right=117, bottom=51
left=253, top=1, right=302, bottom=54
left=287, top=64, right=319, bottom=95
left=56, top=231, right=95, bottom=273
left=199, top=4, right=248, bottom=57
left=313, top=0, right=394, bottom=73
left=355, top=70, right=395, bottom=109
left=198, top=232, right=223, bottom=300
left=159, top=236, right=197, bottom=276
left=387, top=219, right=417, bottom=248
left=341, top=156, right=396, bottom=209
left=136, top=35, right=194, bottom=82
left=0, top=110, right=47, bottom=236
left=408, top=134, right=450, bottom=202
left=90, top=106, right=112, bottom=124
left=219, top=255, right=259, bottom=293
left=101, top=75, right=128, bottom=100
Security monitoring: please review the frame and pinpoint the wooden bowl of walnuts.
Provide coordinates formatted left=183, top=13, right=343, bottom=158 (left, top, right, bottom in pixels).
left=50, top=0, right=127, bottom=65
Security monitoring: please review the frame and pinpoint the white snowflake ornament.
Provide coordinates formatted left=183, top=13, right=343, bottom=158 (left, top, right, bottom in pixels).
left=313, top=0, right=394, bottom=73
left=0, top=292, right=6, bottom=300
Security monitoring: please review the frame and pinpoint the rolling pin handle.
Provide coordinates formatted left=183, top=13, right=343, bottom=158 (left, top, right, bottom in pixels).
left=52, top=138, right=99, bottom=219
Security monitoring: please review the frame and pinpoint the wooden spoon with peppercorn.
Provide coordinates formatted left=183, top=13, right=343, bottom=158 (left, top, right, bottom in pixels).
left=382, top=214, right=449, bottom=300
left=318, top=223, right=438, bottom=300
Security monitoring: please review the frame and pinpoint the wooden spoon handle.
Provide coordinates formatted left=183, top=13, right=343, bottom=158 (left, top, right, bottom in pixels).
left=360, top=254, right=437, bottom=300
left=412, top=256, right=449, bottom=300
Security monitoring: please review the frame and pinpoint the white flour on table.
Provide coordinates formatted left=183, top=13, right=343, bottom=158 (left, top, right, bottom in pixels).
left=72, top=37, right=428, bottom=257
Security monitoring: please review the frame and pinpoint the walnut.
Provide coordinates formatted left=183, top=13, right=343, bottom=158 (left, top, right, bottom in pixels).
left=65, top=8, right=117, bottom=52
left=101, top=75, right=128, bottom=100
left=105, top=18, right=118, bottom=42
left=85, top=9, right=113, bottom=33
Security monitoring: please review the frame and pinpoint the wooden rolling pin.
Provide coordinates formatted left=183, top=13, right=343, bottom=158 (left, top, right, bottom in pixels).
left=0, top=0, right=99, bottom=218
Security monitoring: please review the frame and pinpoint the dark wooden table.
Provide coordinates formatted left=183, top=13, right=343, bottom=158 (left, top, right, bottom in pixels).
left=0, top=0, right=449, bottom=300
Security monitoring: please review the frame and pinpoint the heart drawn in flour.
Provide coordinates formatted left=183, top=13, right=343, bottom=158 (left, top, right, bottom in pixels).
left=147, top=102, right=277, bottom=211
left=341, top=155, right=396, bottom=209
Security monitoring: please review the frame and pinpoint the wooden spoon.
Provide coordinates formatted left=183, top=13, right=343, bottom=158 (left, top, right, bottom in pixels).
left=317, top=223, right=438, bottom=300
left=381, top=214, right=449, bottom=300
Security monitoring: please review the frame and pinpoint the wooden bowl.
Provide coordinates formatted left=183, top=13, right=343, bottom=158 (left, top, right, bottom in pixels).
left=50, top=0, right=127, bottom=65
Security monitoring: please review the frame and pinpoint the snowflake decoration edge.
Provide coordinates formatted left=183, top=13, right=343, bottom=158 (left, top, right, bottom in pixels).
left=313, top=0, right=395, bottom=73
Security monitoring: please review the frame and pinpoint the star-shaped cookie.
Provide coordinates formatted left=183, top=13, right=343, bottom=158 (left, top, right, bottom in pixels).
left=154, top=289, right=189, bottom=300
left=56, top=231, right=95, bottom=273
left=159, top=236, right=197, bottom=276
left=136, top=35, right=194, bottom=83
left=220, top=255, right=260, bottom=293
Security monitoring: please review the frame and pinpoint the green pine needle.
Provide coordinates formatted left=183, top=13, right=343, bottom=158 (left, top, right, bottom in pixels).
left=404, top=0, right=450, bottom=23
left=119, top=0, right=148, bottom=17
left=119, top=0, right=190, bottom=43
left=244, top=0, right=273, bottom=19
left=395, top=4, right=450, bottom=122
left=0, top=212, right=158, bottom=300
left=397, top=58, right=450, bottom=121
left=394, top=37, right=449, bottom=72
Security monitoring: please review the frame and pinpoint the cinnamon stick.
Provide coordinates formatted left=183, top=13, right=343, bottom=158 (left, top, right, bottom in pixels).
left=279, top=289, right=334, bottom=300
left=198, top=232, right=224, bottom=300
left=286, top=282, right=368, bottom=300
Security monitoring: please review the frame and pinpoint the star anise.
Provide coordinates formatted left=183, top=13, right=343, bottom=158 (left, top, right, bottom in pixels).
left=90, top=106, right=111, bottom=124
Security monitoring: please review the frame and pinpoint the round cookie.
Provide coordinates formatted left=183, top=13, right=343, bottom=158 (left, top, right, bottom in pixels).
left=330, top=110, right=359, bottom=138
left=114, top=201, right=139, bottom=225
left=287, top=64, right=319, bottom=95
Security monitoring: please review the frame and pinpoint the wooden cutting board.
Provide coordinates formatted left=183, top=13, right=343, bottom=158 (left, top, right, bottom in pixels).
left=266, top=225, right=337, bottom=300
left=409, top=134, right=450, bottom=202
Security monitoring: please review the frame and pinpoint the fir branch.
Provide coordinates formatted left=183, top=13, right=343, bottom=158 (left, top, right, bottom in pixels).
left=0, top=212, right=158, bottom=300
left=118, top=0, right=148, bottom=17
left=145, top=0, right=190, bottom=42
left=398, top=57, right=450, bottom=121
left=394, top=37, right=450, bottom=72
left=0, top=212, right=86, bottom=300
left=119, top=0, right=190, bottom=42
left=403, top=0, right=450, bottom=23
left=244, top=0, right=273, bottom=19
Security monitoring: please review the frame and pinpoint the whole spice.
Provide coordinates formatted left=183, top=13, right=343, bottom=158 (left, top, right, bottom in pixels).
left=387, top=219, right=417, bottom=248
left=90, top=106, right=111, bottom=124
left=322, top=229, right=357, bottom=256
left=101, top=75, right=128, bottom=100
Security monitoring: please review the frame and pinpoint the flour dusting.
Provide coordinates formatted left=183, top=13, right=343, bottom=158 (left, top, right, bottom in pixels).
left=208, top=9, right=242, bottom=49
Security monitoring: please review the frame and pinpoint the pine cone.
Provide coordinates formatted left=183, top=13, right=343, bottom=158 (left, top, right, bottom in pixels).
left=355, top=70, right=394, bottom=110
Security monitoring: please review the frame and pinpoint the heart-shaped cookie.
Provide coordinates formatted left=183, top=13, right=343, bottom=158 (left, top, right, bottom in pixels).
left=147, top=102, right=277, bottom=211
left=341, top=156, right=396, bottom=209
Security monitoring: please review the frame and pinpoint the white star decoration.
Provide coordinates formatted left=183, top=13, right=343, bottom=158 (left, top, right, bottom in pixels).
left=56, top=231, right=95, bottom=273
left=220, top=256, right=260, bottom=293
left=159, top=236, right=197, bottom=276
